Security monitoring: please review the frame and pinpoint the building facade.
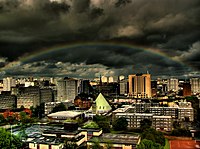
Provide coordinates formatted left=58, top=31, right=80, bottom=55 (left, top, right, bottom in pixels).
left=128, top=74, right=151, bottom=98
left=167, top=78, right=179, bottom=92
left=56, top=78, right=78, bottom=102
left=190, top=78, right=200, bottom=94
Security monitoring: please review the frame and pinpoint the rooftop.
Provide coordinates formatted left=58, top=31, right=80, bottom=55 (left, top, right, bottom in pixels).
left=88, top=133, right=140, bottom=145
left=47, top=111, right=83, bottom=119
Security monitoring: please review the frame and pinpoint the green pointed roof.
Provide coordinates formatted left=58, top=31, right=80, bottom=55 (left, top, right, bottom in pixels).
left=95, top=93, right=112, bottom=113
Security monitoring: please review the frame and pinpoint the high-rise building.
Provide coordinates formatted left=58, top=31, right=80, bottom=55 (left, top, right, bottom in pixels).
left=56, top=78, right=78, bottom=102
left=78, top=80, right=90, bottom=95
left=3, top=77, right=16, bottom=91
left=182, top=83, right=191, bottom=97
left=128, top=74, right=151, bottom=98
left=167, top=78, right=179, bottom=92
left=119, top=79, right=128, bottom=95
left=190, top=78, right=200, bottom=94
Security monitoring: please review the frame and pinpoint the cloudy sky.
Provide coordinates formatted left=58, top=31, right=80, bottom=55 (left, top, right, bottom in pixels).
left=0, top=0, right=199, bottom=79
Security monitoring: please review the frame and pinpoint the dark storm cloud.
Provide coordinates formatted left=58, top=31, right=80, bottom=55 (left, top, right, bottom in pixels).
left=0, top=0, right=199, bottom=77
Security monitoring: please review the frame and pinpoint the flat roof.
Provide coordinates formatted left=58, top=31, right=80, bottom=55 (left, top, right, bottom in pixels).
left=153, top=115, right=172, bottom=118
left=47, top=111, right=83, bottom=119
left=88, top=133, right=140, bottom=145
left=27, top=136, right=64, bottom=145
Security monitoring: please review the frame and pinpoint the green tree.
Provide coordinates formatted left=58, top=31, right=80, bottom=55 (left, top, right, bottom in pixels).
left=52, top=103, right=67, bottom=113
left=141, top=128, right=165, bottom=146
left=0, top=114, right=5, bottom=124
left=64, top=140, right=77, bottom=149
left=171, top=128, right=191, bottom=137
left=173, top=121, right=181, bottom=129
left=0, top=128, right=23, bottom=149
left=140, top=119, right=152, bottom=131
left=91, top=138, right=101, bottom=149
left=94, top=115, right=111, bottom=132
left=31, top=103, right=45, bottom=118
left=137, top=139, right=163, bottom=149
left=112, top=117, right=128, bottom=131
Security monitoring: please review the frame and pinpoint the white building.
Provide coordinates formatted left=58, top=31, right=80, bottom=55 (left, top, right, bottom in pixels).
left=167, top=78, right=179, bottom=92
left=3, top=77, right=16, bottom=91
left=190, top=78, right=200, bottom=94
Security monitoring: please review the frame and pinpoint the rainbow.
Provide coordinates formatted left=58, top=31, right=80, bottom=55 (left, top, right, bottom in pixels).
left=2, top=41, right=189, bottom=72
left=21, top=42, right=183, bottom=63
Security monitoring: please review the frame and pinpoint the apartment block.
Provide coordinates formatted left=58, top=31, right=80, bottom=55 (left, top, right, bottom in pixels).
left=152, top=116, right=173, bottom=131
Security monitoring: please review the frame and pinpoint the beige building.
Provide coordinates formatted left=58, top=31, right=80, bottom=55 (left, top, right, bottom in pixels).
left=152, top=116, right=173, bottom=131
left=128, top=74, right=151, bottom=98
left=56, top=78, right=78, bottom=102
left=190, top=78, right=200, bottom=94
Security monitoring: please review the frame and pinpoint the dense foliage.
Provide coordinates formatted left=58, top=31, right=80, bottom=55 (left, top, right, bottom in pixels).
left=93, top=115, right=111, bottom=132
left=171, top=128, right=191, bottom=137
left=51, top=103, right=67, bottom=113
left=140, top=119, right=152, bottom=131
left=0, top=128, right=23, bottom=149
left=141, top=128, right=165, bottom=146
left=137, top=139, right=163, bottom=149
left=82, top=121, right=99, bottom=129
left=112, top=117, right=128, bottom=131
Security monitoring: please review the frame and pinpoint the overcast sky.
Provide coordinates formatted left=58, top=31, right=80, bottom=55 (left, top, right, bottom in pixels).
left=0, top=0, right=199, bottom=79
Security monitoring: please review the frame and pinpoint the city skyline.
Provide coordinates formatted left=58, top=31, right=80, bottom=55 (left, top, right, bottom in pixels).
left=0, top=0, right=199, bottom=78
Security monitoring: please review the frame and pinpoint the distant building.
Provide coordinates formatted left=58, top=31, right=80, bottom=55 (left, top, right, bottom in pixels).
left=87, top=133, right=140, bottom=149
left=114, top=113, right=153, bottom=128
left=47, top=111, right=83, bottom=123
left=78, top=80, right=90, bottom=95
left=89, top=93, right=112, bottom=114
left=128, top=74, right=151, bottom=98
left=190, top=78, right=200, bottom=94
left=74, top=97, right=91, bottom=110
left=119, top=79, right=128, bottom=95
left=40, top=88, right=54, bottom=103
left=167, top=78, right=179, bottom=92
left=182, top=82, right=192, bottom=97
left=56, top=78, right=78, bottom=102
left=3, top=77, right=16, bottom=91
left=152, top=116, right=173, bottom=131
left=151, top=80, right=157, bottom=97
left=0, top=94, right=17, bottom=109
left=17, top=86, right=40, bottom=108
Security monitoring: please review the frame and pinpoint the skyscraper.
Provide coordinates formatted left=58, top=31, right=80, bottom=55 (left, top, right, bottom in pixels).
left=56, top=77, right=78, bottom=102
left=128, top=74, right=151, bottom=98
left=190, top=78, right=200, bottom=94
left=167, top=78, right=179, bottom=92
left=3, top=77, right=16, bottom=91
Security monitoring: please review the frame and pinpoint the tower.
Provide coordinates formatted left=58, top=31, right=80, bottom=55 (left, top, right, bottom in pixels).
left=128, top=73, right=151, bottom=98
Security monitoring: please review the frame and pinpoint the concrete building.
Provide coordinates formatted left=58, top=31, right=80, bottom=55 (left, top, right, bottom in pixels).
left=87, top=133, right=140, bottom=149
left=78, top=80, right=90, bottom=95
left=167, top=78, right=179, bottom=92
left=114, top=113, right=153, bottom=128
left=134, top=103, right=152, bottom=113
left=152, top=116, right=173, bottom=131
left=3, top=77, right=16, bottom=91
left=190, top=78, right=200, bottom=94
left=149, top=107, right=178, bottom=119
left=119, top=79, right=128, bottom=95
left=40, top=88, right=54, bottom=103
left=17, top=86, right=40, bottom=108
left=56, top=77, right=78, bottom=102
left=89, top=93, right=112, bottom=115
left=178, top=107, right=194, bottom=121
left=0, top=94, right=17, bottom=109
left=182, top=82, right=192, bottom=97
left=128, top=74, right=151, bottom=98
